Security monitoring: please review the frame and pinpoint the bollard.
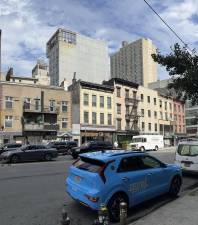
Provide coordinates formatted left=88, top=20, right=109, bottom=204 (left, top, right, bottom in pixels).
left=93, top=203, right=109, bottom=225
left=120, top=202, right=127, bottom=225
left=60, top=208, right=70, bottom=225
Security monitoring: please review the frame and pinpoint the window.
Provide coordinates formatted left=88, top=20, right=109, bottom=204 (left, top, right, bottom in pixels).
left=62, top=101, right=68, bottom=112
left=24, top=98, right=31, bottom=110
left=133, top=91, right=137, bottom=99
left=159, top=100, right=162, bottom=108
left=126, top=105, right=129, bottom=114
left=160, top=112, right=163, bottom=119
left=5, top=96, right=13, bottom=109
left=107, top=97, right=112, bottom=109
left=141, top=94, right=144, bottom=102
left=92, top=112, right=97, bottom=124
left=92, top=95, right=97, bottom=107
left=108, top=114, right=112, bottom=125
left=141, top=156, right=161, bottom=169
left=169, top=103, right=172, bottom=110
left=125, top=89, right=129, bottom=98
left=147, top=96, right=150, bottom=103
left=165, top=102, right=167, bottom=110
left=62, top=118, right=68, bottom=128
left=118, top=156, right=142, bottom=172
left=100, top=113, right=104, bottom=125
left=148, top=110, right=151, bottom=117
left=141, top=109, right=144, bottom=117
left=117, top=104, right=121, bottom=114
left=148, top=123, right=151, bottom=131
left=126, top=121, right=130, bottom=130
left=84, top=111, right=89, bottom=123
left=154, top=111, right=157, bottom=119
left=35, top=99, right=40, bottom=111
left=177, top=145, right=190, bottom=156
left=49, top=100, right=55, bottom=112
left=142, top=122, right=145, bottom=131
left=117, top=119, right=122, bottom=130
left=116, top=87, right=121, bottom=97
left=154, top=98, right=156, bottom=105
left=83, top=93, right=89, bottom=106
left=5, top=116, right=12, bottom=128
left=100, top=96, right=104, bottom=108
left=155, top=123, right=158, bottom=132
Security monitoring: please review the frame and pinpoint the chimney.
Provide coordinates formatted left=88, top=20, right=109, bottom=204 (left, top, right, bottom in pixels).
left=122, top=41, right=128, bottom=47
left=72, top=72, right=77, bottom=84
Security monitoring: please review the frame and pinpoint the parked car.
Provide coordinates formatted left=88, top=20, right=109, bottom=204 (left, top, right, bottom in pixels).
left=70, top=140, right=113, bottom=159
left=47, top=141, right=77, bottom=155
left=0, top=144, right=58, bottom=163
left=0, top=143, right=22, bottom=155
left=66, top=150, right=182, bottom=222
left=175, top=141, right=198, bottom=173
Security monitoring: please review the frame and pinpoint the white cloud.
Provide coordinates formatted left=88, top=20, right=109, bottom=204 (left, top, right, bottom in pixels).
left=0, top=0, right=198, bottom=80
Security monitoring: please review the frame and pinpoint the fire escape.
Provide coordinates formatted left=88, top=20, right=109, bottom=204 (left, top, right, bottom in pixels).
left=125, top=93, right=140, bottom=133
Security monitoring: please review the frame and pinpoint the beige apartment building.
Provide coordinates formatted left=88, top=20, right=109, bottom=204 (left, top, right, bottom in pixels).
left=110, top=38, right=157, bottom=87
left=103, top=78, right=140, bottom=142
left=68, top=78, right=115, bottom=144
left=47, top=28, right=110, bottom=86
left=138, top=86, right=186, bottom=145
left=0, top=81, right=72, bottom=144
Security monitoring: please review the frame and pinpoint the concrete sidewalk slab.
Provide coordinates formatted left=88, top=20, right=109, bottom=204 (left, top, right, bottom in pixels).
left=131, top=188, right=198, bottom=225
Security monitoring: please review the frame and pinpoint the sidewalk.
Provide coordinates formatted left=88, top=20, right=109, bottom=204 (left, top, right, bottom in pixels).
left=131, top=188, right=198, bottom=225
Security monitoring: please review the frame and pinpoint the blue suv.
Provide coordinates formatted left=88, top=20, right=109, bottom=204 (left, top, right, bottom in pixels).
left=66, top=150, right=182, bottom=222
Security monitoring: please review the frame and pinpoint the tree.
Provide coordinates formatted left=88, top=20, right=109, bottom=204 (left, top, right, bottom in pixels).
left=152, top=43, right=198, bottom=105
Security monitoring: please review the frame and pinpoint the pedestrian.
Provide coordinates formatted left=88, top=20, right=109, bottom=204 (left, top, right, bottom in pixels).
left=114, top=140, right=118, bottom=149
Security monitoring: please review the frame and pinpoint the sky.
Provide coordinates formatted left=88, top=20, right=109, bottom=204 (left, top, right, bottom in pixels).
left=0, top=0, right=198, bottom=80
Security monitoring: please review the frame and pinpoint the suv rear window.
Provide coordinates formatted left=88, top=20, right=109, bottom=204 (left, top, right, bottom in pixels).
left=177, top=144, right=198, bottom=156
left=74, top=157, right=105, bottom=173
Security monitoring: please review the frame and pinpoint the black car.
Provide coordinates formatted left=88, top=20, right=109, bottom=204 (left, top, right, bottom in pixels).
left=0, top=143, right=22, bottom=155
left=47, top=141, right=77, bottom=155
left=0, top=144, right=58, bottom=163
left=71, top=140, right=113, bottom=159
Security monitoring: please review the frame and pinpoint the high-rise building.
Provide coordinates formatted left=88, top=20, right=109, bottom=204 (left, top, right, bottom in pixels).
left=110, top=38, right=157, bottom=87
left=46, top=28, right=110, bottom=86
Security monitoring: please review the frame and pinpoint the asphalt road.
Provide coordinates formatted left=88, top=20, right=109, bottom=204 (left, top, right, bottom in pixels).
left=0, top=150, right=197, bottom=225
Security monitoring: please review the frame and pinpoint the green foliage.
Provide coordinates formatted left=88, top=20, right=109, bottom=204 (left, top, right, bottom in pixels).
left=152, top=43, right=198, bottom=105
left=120, top=140, right=130, bottom=149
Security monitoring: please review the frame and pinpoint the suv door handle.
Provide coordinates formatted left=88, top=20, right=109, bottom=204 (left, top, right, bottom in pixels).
left=122, top=177, right=129, bottom=182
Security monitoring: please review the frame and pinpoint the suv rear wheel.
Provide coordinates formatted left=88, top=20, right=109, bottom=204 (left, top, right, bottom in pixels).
left=107, top=192, right=128, bottom=222
left=169, top=176, right=181, bottom=198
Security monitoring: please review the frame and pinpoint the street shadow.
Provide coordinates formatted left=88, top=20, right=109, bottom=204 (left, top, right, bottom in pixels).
left=126, top=194, right=175, bottom=224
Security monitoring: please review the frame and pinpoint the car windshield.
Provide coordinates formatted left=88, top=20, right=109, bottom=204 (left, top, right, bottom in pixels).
left=132, top=138, right=143, bottom=143
left=177, top=144, right=198, bottom=156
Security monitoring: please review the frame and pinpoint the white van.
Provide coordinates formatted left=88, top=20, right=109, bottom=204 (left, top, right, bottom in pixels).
left=175, top=141, right=198, bottom=172
left=129, top=135, right=164, bottom=151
